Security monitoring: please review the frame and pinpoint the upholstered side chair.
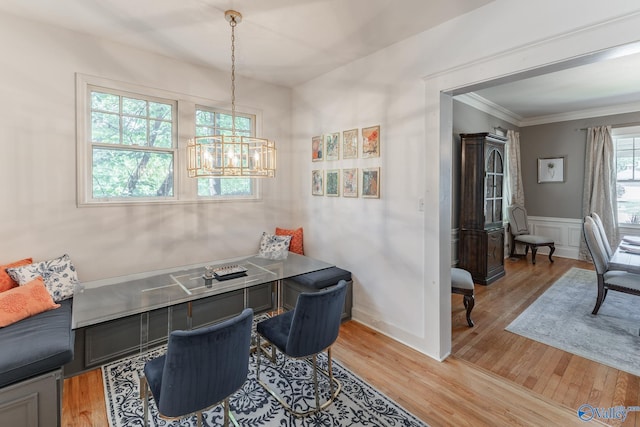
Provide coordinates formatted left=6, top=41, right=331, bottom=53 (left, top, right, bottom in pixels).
left=591, top=212, right=614, bottom=258
left=256, top=280, right=347, bottom=417
left=583, top=216, right=640, bottom=314
left=451, top=267, right=475, bottom=327
left=140, top=308, right=253, bottom=427
left=507, top=204, right=555, bottom=264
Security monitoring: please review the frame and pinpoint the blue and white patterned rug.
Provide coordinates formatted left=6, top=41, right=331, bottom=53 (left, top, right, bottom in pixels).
left=102, top=339, right=427, bottom=426
left=506, top=267, right=640, bottom=377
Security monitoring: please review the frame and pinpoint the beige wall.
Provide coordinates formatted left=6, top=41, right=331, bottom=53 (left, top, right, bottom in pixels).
left=0, top=12, right=293, bottom=281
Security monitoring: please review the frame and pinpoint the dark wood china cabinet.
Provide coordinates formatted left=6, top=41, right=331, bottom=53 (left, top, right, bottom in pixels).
left=458, top=133, right=507, bottom=285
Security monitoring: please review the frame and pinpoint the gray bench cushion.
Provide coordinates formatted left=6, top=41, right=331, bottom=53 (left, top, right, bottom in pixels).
left=288, top=267, right=352, bottom=290
left=0, top=299, right=74, bottom=388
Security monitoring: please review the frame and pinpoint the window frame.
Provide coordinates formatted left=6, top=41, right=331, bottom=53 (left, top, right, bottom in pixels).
left=76, top=73, right=262, bottom=206
left=613, top=125, right=640, bottom=226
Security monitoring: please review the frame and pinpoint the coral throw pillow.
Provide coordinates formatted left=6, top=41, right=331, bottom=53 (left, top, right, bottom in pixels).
left=0, top=258, right=32, bottom=293
left=275, top=227, right=304, bottom=255
left=0, top=277, right=60, bottom=327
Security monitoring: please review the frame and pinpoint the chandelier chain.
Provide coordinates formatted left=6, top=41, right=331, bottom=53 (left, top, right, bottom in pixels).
left=230, top=16, right=237, bottom=136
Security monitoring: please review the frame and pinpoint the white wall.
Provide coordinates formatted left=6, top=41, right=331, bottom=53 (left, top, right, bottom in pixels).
left=0, top=12, right=293, bottom=281
left=292, top=0, right=640, bottom=359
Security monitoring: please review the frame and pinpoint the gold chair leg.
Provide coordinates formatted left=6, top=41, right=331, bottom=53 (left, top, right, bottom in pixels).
left=196, top=411, right=202, bottom=427
left=140, top=375, right=149, bottom=427
left=256, top=341, right=342, bottom=417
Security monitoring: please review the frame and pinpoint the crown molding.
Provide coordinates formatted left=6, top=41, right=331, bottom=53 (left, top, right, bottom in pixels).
left=457, top=92, right=640, bottom=128
left=519, top=100, right=640, bottom=127
left=454, top=93, right=522, bottom=126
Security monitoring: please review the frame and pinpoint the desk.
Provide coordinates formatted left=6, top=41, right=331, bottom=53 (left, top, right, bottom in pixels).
left=609, top=247, right=640, bottom=274
left=69, top=253, right=333, bottom=370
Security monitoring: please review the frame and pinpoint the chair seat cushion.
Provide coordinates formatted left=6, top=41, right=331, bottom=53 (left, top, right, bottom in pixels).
left=515, top=235, right=554, bottom=245
left=256, top=310, right=294, bottom=352
left=287, top=267, right=352, bottom=290
left=604, top=270, right=640, bottom=291
left=451, top=268, right=474, bottom=290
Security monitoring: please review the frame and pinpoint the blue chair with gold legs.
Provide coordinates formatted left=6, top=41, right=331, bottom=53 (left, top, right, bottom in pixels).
left=140, top=308, right=253, bottom=427
left=256, top=280, right=347, bottom=417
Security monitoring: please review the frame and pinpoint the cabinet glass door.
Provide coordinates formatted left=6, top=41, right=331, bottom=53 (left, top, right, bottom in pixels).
left=485, top=148, right=504, bottom=227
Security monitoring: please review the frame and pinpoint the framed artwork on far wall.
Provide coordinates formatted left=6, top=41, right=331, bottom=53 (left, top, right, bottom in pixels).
left=537, top=157, right=565, bottom=183
left=312, top=170, right=324, bottom=195
left=362, top=125, right=380, bottom=158
left=362, top=167, right=380, bottom=198
left=325, top=132, right=340, bottom=160
left=342, top=168, right=358, bottom=198
left=312, top=135, right=323, bottom=162
left=342, top=129, right=358, bottom=159
left=326, top=169, right=340, bottom=196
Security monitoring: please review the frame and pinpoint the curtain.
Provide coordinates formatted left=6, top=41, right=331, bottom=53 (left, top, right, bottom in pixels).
left=579, top=125, right=618, bottom=260
left=505, top=130, right=524, bottom=208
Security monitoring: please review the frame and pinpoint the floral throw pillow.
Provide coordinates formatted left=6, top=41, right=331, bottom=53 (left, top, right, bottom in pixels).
left=257, top=232, right=292, bottom=260
left=6, top=254, right=78, bottom=302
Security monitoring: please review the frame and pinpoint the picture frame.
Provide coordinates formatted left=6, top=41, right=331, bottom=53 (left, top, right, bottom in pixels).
left=362, top=125, right=380, bottom=158
left=537, top=157, right=565, bottom=183
left=312, top=170, right=324, bottom=195
left=325, top=132, right=340, bottom=160
left=325, top=169, right=340, bottom=196
left=312, top=135, right=323, bottom=162
left=361, top=167, right=380, bottom=198
left=342, top=168, right=358, bottom=198
left=342, top=129, right=358, bottom=159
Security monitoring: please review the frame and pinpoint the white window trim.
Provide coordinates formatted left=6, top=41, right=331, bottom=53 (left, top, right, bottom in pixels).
left=75, top=73, right=263, bottom=206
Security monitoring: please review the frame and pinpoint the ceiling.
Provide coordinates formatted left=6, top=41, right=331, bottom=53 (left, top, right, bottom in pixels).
left=468, top=50, right=640, bottom=125
left=2, top=0, right=639, bottom=122
left=0, top=0, right=491, bottom=87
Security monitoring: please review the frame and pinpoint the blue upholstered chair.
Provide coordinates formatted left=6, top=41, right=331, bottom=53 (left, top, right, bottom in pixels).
left=140, top=308, right=253, bottom=427
left=256, top=280, right=347, bottom=417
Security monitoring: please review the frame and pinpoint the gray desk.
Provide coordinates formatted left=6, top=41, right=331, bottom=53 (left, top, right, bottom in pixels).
left=70, top=253, right=333, bottom=362
left=609, top=246, right=640, bottom=274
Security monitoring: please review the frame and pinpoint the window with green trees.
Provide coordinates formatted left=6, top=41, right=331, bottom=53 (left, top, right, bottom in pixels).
left=90, top=89, right=176, bottom=199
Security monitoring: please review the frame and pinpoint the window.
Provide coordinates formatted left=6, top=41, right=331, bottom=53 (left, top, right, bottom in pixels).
left=76, top=74, right=261, bottom=205
left=89, top=89, right=176, bottom=200
left=614, top=126, right=640, bottom=224
left=195, top=107, right=255, bottom=198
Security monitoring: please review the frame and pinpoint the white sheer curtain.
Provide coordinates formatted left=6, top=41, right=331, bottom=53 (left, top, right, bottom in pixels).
left=580, top=125, right=618, bottom=260
left=504, top=130, right=524, bottom=209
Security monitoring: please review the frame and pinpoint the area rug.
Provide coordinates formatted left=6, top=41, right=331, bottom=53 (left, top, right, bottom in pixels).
left=506, top=267, right=640, bottom=377
left=102, top=340, right=427, bottom=426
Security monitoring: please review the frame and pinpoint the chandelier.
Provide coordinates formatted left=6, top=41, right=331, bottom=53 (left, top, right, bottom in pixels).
left=188, top=10, right=276, bottom=178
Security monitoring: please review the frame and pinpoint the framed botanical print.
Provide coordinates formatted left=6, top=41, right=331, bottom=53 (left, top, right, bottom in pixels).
left=325, top=132, right=340, bottom=160
left=361, top=167, right=380, bottom=198
left=342, top=129, right=358, bottom=159
left=312, top=135, right=323, bottom=161
left=312, top=170, right=323, bottom=195
left=342, top=168, right=358, bottom=198
left=537, top=157, right=565, bottom=183
left=362, top=125, right=380, bottom=158
left=326, top=169, right=340, bottom=196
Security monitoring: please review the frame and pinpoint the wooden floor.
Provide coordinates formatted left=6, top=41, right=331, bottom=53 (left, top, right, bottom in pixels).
left=62, top=258, right=638, bottom=426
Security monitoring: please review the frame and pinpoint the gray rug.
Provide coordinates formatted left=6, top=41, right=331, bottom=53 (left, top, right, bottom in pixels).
left=506, top=267, right=640, bottom=377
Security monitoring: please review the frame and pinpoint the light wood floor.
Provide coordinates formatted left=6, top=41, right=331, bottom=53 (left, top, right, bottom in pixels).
left=62, top=258, right=638, bottom=426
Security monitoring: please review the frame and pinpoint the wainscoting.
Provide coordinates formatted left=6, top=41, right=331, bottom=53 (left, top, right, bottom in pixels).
left=451, top=216, right=583, bottom=265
